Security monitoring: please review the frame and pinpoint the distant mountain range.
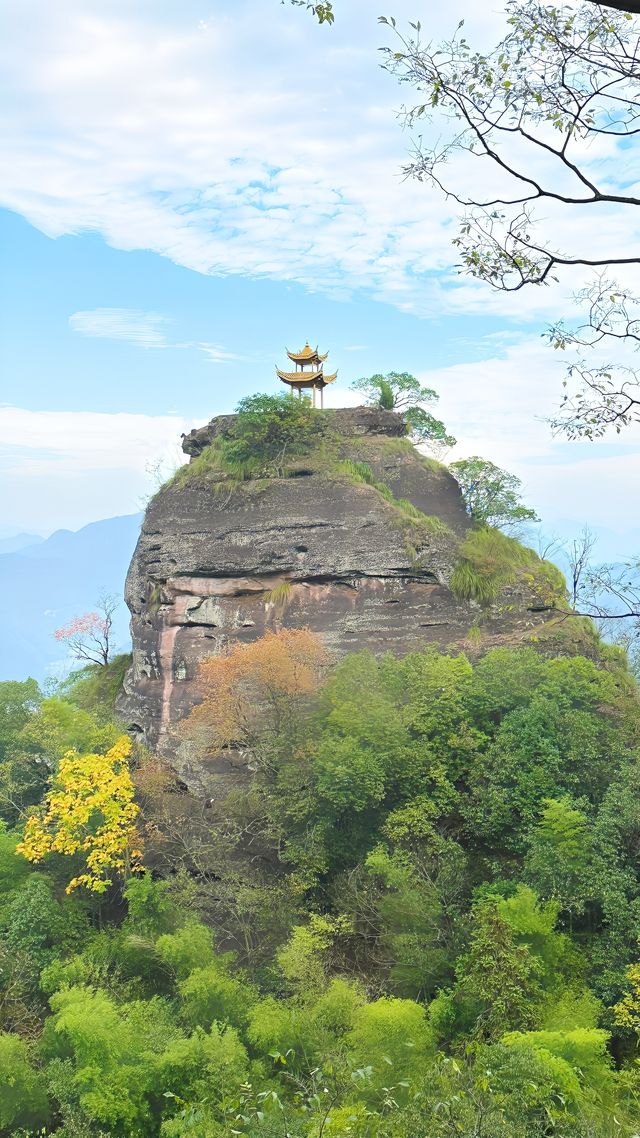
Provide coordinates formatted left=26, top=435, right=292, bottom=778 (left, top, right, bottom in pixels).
left=0, top=514, right=142, bottom=683
left=0, top=532, right=44, bottom=556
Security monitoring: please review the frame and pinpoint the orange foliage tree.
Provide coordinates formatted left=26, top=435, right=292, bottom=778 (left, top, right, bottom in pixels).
left=182, top=628, right=329, bottom=764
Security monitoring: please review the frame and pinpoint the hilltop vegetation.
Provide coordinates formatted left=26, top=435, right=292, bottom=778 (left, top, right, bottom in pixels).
left=2, top=629, right=640, bottom=1136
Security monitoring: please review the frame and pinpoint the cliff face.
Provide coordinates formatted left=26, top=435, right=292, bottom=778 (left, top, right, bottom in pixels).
left=119, top=408, right=555, bottom=773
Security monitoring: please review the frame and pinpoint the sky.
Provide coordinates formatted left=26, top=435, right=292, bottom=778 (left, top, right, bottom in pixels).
left=1, top=0, right=639, bottom=561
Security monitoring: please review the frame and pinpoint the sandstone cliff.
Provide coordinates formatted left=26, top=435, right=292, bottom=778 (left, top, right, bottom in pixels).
left=118, top=407, right=559, bottom=771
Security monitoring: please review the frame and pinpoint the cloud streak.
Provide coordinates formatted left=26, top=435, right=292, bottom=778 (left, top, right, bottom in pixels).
left=69, top=308, right=240, bottom=363
left=69, top=308, right=170, bottom=348
left=3, top=1, right=634, bottom=321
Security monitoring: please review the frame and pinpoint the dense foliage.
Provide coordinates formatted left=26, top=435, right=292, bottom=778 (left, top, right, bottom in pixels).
left=2, top=631, right=640, bottom=1136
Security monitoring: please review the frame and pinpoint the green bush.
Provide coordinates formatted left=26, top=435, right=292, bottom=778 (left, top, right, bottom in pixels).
left=59, top=654, right=131, bottom=721
left=223, top=392, right=326, bottom=472
left=346, top=996, right=435, bottom=1092
left=156, top=922, right=215, bottom=980
left=450, top=527, right=565, bottom=606
left=179, top=962, right=257, bottom=1030
left=0, top=1032, right=50, bottom=1132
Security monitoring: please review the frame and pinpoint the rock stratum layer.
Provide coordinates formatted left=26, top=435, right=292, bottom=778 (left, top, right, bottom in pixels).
left=119, top=408, right=556, bottom=779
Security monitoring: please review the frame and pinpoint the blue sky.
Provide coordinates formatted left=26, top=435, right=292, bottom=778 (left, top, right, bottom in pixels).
left=1, top=0, right=639, bottom=560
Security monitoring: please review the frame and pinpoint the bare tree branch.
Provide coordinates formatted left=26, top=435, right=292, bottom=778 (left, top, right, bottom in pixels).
left=381, top=2, right=640, bottom=436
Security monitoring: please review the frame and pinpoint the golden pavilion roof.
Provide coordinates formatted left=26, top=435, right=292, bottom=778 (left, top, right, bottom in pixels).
left=276, top=367, right=338, bottom=386
left=286, top=342, right=329, bottom=365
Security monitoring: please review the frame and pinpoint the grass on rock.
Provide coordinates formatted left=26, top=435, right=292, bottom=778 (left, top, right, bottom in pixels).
left=450, top=528, right=566, bottom=608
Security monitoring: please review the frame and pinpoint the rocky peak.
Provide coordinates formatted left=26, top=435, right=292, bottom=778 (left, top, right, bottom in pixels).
left=118, top=407, right=560, bottom=786
left=181, top=406, right=407, bottom=458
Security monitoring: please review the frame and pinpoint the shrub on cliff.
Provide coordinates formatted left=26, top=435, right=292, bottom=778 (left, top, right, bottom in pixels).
left=351, top=371, right=456, bottom=448
left=450, top=528, right=565, bottom=608
left=450, top=456, right=540, bottom=533
left=223, top=392, right=326, bottom=473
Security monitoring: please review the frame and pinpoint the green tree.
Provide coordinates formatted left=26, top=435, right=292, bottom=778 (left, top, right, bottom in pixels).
left=584, top=759, right=640, bottom=1003
left=0, top=871, right=89, bottom=1035
left=455, top=899, right=544, bottom=1039
left=40, top=985, right=181, bottom=1133
left=18, top=696, right=120, bottom=764
left=497, top=886, right=581, bottom=996
left=0, top=679, right=47, bottom=824
left=352, top=370, right=437, bottom=412
left=503, top=1027, right=616, bottom=1117
left=0, top=1032, right=50, bottom=1133
left=0, top=678, right=41, bottom=760
left=525, top=797, right=592, bottom=914
left=0, top=824, right=31, bottom=897
left=156, top=1024, right=249, bottom=1132
left=346, top=995, right=435, bottom=1095
left=450, top=456, right=539, bottom=532
left=363, top=840, right=459, bottom=999
left=463, top=679, right=627, bottom=853
left=393, top=1039, right=626, bottom=1138
left=351, top=371, right=455, bottom=447
left=60, top=653, right=133, bottom=722
left=124, top=872, right=179, bottom=938
left=1, top=874, right=88, bottom=989
left=155, top=922, right=216, bottom=981
left=179, top=960, right=257, bottom=1031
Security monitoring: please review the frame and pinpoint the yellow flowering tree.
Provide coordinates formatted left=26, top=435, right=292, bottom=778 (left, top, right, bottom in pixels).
left=613, top=962, right=640, bottom=1035
left=17, top=735, right=142, bottom=894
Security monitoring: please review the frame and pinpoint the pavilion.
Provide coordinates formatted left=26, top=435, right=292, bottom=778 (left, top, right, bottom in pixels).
left=276, top=342, right=337, bottom=408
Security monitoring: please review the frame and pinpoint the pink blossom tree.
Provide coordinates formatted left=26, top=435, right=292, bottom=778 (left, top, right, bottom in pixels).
left=54, top=594, right=118, bottom=666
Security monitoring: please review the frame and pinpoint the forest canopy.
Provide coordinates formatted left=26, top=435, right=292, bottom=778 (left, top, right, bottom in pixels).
left=2, top=627, right=640, bottom=1136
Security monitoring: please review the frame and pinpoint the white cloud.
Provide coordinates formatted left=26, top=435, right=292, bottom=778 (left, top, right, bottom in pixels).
left=421, top=337, right=640, bottom=543
left=69, top=307, right=170, bottom=348
left=0, top=407, right=198, bottom=533
left=197, top=343, right=242, bottom=364
left=2, top=0, right=634, bottom=320
left=69, top=308, right=240, bottom=362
